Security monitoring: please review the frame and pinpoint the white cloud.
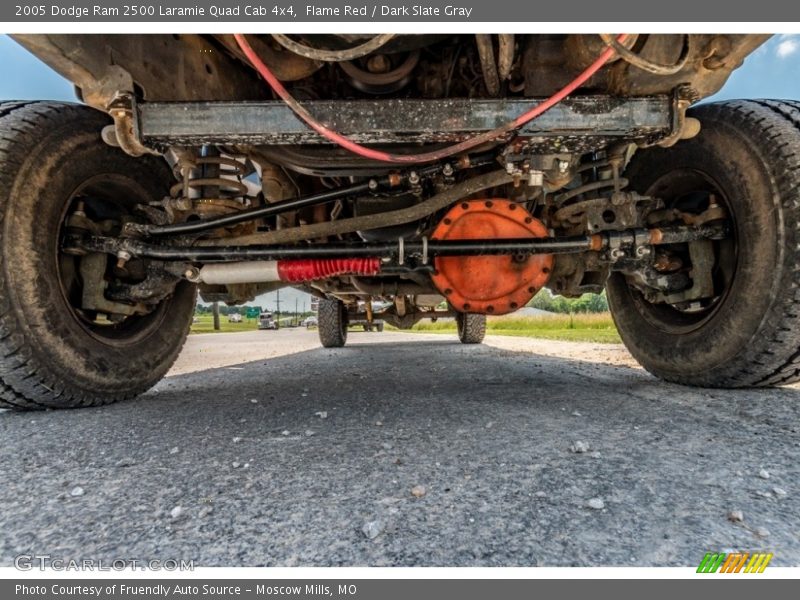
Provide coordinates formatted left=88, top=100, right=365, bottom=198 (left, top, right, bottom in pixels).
left=776, top=37, right=799, bottom=58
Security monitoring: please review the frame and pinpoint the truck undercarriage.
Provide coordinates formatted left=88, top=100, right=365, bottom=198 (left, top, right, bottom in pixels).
left=3, top=33, right=800, bottom=409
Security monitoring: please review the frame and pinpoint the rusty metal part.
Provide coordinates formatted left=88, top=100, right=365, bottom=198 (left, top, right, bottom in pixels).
left=189, top=199, right=251, bottom=219
left=565, top=34, right=636, bottom=69
left=76, top=223, right=727, bottom=264
left=12, top=34, right=269, bottom=110
left=161, top=152, right=253, bottom=234
left=349, top=279, right=433, bottom=297
left=197, top=170, right=515, bottom=247
left=373, top=307, right=457, bottom=330
left=137, top=96, right=673, bottom=149
left=366, top=55, right=391, bottom=73
left=169, top=156, right=248, bottom=200
left=394, top=295, right=408, bottom=317
left=106, top=92, right=157, bottom=157
left=523, top=36, right=597, bottom=97
left=271, top=34, right=397, bottom=62
left=78, top=231, right=596, bottom=262
left=475, top=35, right=501, bottom=97
left=14, top=34, right=768, bottom=116
left=646, top=224, right=728, bottom=246
left=106, top=262, right=182, bottom=305
left=414, top=294, right=447, bottom=308
left=554, top=181, right=659, bottom=235
left=214, top=34, right=321, bottom=82
left=646, top=200, right=727, bottom=227
left=497, top=34, right=515, bottom=81
left=700, top=35, right=734, bottom=71
left=136, top=158, right=469, bottom=238
left=682, top=199, right=728, bottom=226
left=589, top=235, right=604, bottom=251
left=554, top=198, right=609, bottom=225
left=648, top=229, right=664, bottom=245
left=554, top=178, right=631, bottom=206
left=79, top=253, right=149, bottom=316
left=339, top=50, right=421, bottom=94
left=365, top=299, right=374, bottom=323
left=259, top=163, right=297, bottom=229
left=430, top=199, right=554, bottom=315
left=634, top=85, right=700, bottom=149
left=607, top=34, right=769, bottom=98
left=600, top=33, right=690, bottom=75
left=654, top=252, right=683, bottom=272
left=663, top=240, right=716, bottom=303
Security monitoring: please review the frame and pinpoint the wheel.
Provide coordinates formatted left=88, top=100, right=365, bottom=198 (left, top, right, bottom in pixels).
left=317, top=297, right=348, bottom=348
left=363, top=323, right=371, bottom=332
left=375, top=322, right=384, bottom=332
left=607, top=99, right=800, bottom=387
left=457, top=312, right=486, bottom=344
left=0, top=101, right=196, bottom=409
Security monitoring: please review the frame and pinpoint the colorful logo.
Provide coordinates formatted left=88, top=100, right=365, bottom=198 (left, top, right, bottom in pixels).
left=697, top=552, right=773, bottom=573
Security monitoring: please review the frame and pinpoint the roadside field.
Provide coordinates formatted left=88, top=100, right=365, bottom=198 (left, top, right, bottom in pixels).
left=405, top=313, right=621, bottom=343
left=190, top=314, right=259, bottom=334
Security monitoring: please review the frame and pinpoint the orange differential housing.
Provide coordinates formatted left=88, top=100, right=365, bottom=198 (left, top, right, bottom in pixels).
left=430, top=199, right=553, bottom=315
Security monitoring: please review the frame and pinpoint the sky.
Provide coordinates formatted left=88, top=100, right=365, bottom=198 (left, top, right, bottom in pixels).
left=1, top=34, right=798, bottom=310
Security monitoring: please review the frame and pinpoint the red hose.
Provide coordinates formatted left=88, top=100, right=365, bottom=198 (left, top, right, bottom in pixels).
left=277, top=258, right=381, bottom=282
left=233, top=34, right=628, bottom=164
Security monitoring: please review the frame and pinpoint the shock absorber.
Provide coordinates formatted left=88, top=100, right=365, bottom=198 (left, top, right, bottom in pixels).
left=189, top=257, right=382, bottom=285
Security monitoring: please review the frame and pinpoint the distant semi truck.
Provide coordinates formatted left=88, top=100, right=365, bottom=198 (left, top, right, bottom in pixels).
left=258, top=312, right=277, bottom=330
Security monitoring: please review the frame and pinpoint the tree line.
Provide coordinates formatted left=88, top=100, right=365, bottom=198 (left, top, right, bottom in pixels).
left=528, top=290, right=609, bottom=313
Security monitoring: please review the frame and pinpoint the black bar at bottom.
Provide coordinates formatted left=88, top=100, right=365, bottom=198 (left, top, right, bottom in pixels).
left=1, top=578, right=794, bottom=600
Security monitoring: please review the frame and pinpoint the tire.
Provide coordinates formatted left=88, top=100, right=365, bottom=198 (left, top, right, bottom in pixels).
left=375, top=322, right=384, bottom=332
left=0, top=101, right=196, bottom=410
left=607, top=99, right=800, bottom=388
left=457, top=312, right=486, bottom=344
left=317, top=298, right=348, bottom=348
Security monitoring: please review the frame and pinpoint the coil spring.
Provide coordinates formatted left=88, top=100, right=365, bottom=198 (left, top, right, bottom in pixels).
left=170, top=156, right=249, bottom=202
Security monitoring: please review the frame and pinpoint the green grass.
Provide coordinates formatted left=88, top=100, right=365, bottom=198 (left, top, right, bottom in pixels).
left=190, top=314, right=260, bottom=334
left=402, top=313, right=621, bottom=344
left=190, top=311, right=621, bottom=343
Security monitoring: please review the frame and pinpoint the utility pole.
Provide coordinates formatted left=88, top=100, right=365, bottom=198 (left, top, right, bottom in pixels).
left=212, top=301, right=220, bottom=331
left=275, top=289, right=281, bottom=330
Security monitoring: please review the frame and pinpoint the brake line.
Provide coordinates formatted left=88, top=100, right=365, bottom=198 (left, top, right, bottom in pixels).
left=233, top=34, right=629, bottom=165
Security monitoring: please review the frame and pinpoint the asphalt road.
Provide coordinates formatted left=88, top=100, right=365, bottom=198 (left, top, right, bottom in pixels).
left=1, top=329, right=798, bottom=567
